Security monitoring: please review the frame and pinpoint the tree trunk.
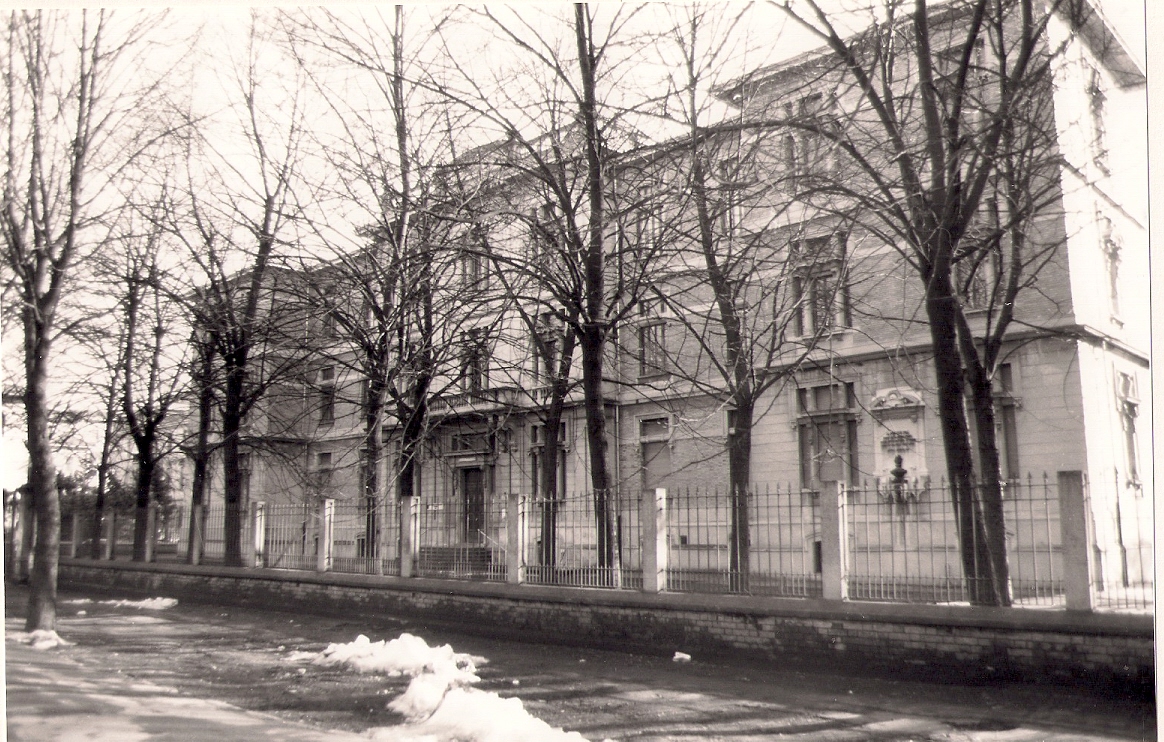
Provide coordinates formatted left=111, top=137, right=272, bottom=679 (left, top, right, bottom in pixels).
left=221, top=369, right=246, bottom=567
left=727, top=401, right=753, bottom=592
left=187, top=360, right=213, bottom=565
left=537, top=387, right=567, bottom=568
left=24, top=329, right=59, bottom=632
left=131, top=456, right=156, bottom=562
left=574, top=6, right=617, bottom=582
left=924, top=277, right=997, bottom=605
left=580, top=328, right=616, bottom=578
left=966, top=365, right=1012, bottom=606
left=363, top=383, right=384, bottom=570
left=91, top=464, right=108, bottom=561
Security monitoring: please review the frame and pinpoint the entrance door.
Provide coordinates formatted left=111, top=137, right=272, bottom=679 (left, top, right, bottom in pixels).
left=462, top=468, right=486, bottom=543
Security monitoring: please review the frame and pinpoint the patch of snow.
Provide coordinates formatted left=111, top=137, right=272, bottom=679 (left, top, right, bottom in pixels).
left=62, top=597, right=178, bottom=610
left=672, top=652, right=691, bottom=663
left=283, top=650, right=319, bottom=662
left=312, top=633, right=595, bottom=742
left=10, top=630, right=73, bottom=650
left=313, top=633, right=485, bottom=678
left=376, top=688, right=590, bottom=742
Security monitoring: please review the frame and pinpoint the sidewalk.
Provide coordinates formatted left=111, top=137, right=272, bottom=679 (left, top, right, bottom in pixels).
left=5, top=583, right=1156, bottom=741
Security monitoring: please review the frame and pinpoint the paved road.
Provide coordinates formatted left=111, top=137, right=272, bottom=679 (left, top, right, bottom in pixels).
left=5, top=584, right=1156, bottom=741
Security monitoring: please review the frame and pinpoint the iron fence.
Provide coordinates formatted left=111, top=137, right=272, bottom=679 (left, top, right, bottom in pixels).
left=71, top=470, right=1151, bottom=614
left=525, top=490, right=641, bottom=590
left=331, top=498, right=400, bottom=575
left=200, top=503, right=227, bottom=563
left=664, top=484, right=821, bottom=597
left=414, top=490, right=506, bottom=582
left=1089, top=472, right=1153, bottom=612
left=845, top=476, right=1063, bottom=606
left=260, top=503, right=319, bottom=571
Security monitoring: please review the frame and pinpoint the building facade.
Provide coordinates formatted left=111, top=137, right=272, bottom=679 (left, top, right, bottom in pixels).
left=187, top=3, right=1148, bottom=595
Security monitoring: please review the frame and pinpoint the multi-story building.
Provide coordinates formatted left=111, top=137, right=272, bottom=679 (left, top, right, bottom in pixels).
left=187, top=2, right=1147, bottom=595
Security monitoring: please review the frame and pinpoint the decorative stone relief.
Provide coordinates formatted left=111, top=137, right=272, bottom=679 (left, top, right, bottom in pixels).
left=870, top=387, right=927, bottom=482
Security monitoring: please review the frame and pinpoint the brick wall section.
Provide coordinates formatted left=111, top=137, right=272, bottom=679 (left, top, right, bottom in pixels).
left=59, top=561, right=1151, bottom=692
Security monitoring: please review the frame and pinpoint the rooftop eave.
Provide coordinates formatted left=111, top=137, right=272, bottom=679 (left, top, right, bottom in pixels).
left=1071, top=0, right=1145, bottom=88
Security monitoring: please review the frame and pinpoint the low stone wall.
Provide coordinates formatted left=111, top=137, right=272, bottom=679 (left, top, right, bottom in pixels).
left=59, top=560, right=1153, bottom=693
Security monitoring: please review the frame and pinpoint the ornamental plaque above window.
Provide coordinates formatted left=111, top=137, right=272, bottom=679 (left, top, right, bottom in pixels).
left=870, top=387, right=924, bottom=422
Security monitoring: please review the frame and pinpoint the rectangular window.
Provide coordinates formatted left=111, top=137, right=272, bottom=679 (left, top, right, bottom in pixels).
left=639, top=416, right=671, bottom=493
left=638, top=322, right=667, bottom=378
left=462, top=250, right=487, bottom=289
left=1099, top=217, right=1122, bottom=319
left=797, top=381, right=858, bottom=490
left=1088, top=68, right=1109, bottom=173
left=792, top=234, right=849, bottom=336
left=1117, top=373, right=1140, bottom=485
left=530, top=204, right=559, bottom=260
left=318, top=386, right=335, bottom=424
left=532, top=313, right=560, bottom=385
left=317, top=367, right=336, bottom=425
left=461, top=330, right=488, bottom=392
left=782, top=93, right=838, bottom=177
left=954, top=253, right=995, bottom=311
left=530, top=422, right=568, bottom=498
left=995, top=364, right=1020, bottom=480
left=313, top=451, right=333, bottom=490
left=321, top=311, right=339, bottom=338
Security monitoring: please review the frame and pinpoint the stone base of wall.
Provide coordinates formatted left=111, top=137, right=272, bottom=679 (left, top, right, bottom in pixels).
left=59, top=560, right=1153, bottom=694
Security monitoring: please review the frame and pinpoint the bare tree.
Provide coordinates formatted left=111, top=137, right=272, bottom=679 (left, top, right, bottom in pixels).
left=2, top=9, right=171, bottom=630
left=170, top=18, right=310, bottom=566
left=769, top=0, right=1103, bottom=604
left=641, top=3, right=840, bottom=590
left=113, top=199, right=188, bottom=561
left=282, top=6, right=496, bottom=571
left=435, top=4, right=661, bottom=577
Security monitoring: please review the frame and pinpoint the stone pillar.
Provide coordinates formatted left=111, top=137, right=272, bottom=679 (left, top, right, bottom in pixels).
left=252, top=501, right=266, bottom=568
left=1058, top=471, right=1094, bottom=611
left=103, top=511, right=115, bottom=561
left=188, top=506, right=203, bottom=566
left=641, top=488, right=668, bottom=593
left=316, top=498, right=334, bottom=572
left=144, top=501, right=157, bottom=563
left=820, top=481, right=849, bottom=601
left=399, top=496, right=415, bottom=578
left=506, top=492, right=526, bottom=585
left=67, top=511, right=81, bottom=558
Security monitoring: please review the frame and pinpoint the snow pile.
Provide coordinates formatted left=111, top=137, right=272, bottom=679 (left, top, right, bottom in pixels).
left=375, top=688, right=590, bottom=742
left=308, top=633, right=596, bottom=742
left=313, top=633, right=484, bottom=679
left=11, top=630, right=73, bottom=650
left=64, top=597, right=178, bottom=610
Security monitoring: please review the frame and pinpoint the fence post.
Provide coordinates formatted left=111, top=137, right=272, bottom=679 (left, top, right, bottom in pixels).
left=252, top=501, right=266, bottom=568
left=399, top=496, right=415, bottom=578
left=144, top=501, right=158, bottom=563
left=103, top=511, right=115, bottom=561
left=376, top=497, right=390, bottom=576
left=506, top=492, right=526, bottom=584
left=67, top=511, right=80, bottom=558
left=188, top=506, right=204, bottom=566
left=316, top=498, right=334, bottom=572
left=1058, top=471, right=1094, bottom=611
left=820, top=481, right=849, bottom=601
left=640, top=488, right=668, bottom=593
